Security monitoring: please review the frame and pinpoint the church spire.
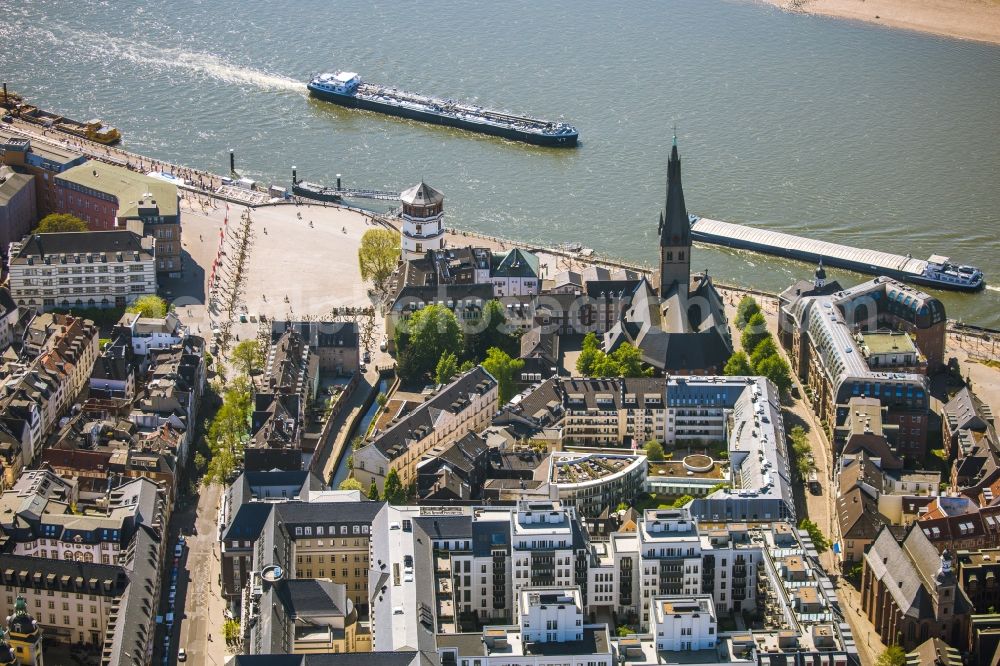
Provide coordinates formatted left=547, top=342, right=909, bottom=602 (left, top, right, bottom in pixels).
left=658, top=132, right=692, bottom=295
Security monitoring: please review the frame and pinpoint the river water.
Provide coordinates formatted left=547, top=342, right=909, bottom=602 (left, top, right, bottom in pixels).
left=3, top=0, right=999, bottom=325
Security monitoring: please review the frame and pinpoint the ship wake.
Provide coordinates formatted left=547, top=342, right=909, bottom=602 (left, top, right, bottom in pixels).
left=13, top=22, right=307, bottom=94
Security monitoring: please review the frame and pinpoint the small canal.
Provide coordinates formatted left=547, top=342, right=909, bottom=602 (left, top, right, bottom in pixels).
left=330, top=376, right=388, bottom=487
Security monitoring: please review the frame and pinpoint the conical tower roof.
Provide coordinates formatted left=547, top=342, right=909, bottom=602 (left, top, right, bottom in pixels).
left=400, top=181, right=444, bottom=206
left=660, top=132, right=690, bottom=248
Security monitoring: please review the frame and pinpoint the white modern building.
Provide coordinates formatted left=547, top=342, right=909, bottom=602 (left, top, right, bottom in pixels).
left=115, top=311, right=186, bottom=356
left=548, top=451, right=647, bottom=518
left=649, top=594, right=717, bottom=651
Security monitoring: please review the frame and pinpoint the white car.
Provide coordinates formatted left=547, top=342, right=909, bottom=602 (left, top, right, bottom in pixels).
left=178, top=648, right=187, bottom=662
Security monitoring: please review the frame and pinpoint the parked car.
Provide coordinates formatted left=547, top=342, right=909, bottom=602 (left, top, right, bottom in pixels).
left=178, top=648, right=187, bottom=662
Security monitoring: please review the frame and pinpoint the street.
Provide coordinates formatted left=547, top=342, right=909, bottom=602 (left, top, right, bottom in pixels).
left=158, top=482, right=228, bottom=666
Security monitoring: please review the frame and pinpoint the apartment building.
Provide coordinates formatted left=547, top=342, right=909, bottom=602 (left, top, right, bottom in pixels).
left=0, top=134, right=86, bottom=216
left=219, top=477, right=383, bottom=614
left=779, top=276, right=941, bottom=460
left=0, top=471, right=165, bottom=662
left=649, top=595, right=717, bottom=651
left=353, top=367, right=498, bottom=492
left=54, top=162, right=181, bottom=275
left=8, top=230, right=156, bottom=311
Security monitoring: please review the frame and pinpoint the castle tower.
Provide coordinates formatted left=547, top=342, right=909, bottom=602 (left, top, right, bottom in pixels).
left=399, top=181, right=445, bottom=261
left=658, top=132, right=692, bottom=296
left=814, top=259, right=827, bottom=290
left=5, top=597, right=42, bottom=666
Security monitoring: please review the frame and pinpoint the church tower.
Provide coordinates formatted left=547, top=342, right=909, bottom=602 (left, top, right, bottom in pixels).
left=400, top=181, right=446, bottom=261
left=658, top=132, right=692, bottom=296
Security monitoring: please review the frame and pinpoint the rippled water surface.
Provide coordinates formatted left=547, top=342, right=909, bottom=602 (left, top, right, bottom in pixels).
left=2, top=0, right=999, bottom=324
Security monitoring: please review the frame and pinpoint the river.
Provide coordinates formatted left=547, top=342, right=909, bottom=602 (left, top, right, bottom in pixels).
left=2, top=0, right=998, bottom=324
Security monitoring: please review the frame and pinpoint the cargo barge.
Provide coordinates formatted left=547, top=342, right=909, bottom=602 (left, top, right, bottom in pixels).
left=307, top=71, right=578, bottom=147
left=1, top=85, right=121, bottom=145
left=690, top=216, right=985, bottom=292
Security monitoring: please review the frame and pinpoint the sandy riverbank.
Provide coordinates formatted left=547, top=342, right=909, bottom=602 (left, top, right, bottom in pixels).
left=761, top=0, right=1000, bottom=44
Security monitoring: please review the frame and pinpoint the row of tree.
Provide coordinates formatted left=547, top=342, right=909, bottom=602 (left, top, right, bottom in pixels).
left=576, top=333, right=651, bottom=378
left=723, top=297, right=792, bottom=393
left=203, top=374, right=253, bottom=484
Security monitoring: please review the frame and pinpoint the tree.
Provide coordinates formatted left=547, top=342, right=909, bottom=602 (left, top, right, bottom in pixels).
left=339, top=478, right=363, bottom=491
left=875, top=646, right=905, bottom=666
left=205, top=375, right=252, bottom=484
left=482, top=347, right=525, bottom=405
left=645, top=440, right=665, bottom=462
left=757, top=353, right=793, bottom=394
left=578, top=336, right=650, bottom=378
left=368, top=479, right=380, bottom=501
left=610, top=342, right=650, bottom=377
left=741, top=312, right=769, bottom=354
left=223, top=618, right=241, bottom=645
left=358, top=229, right=400, bottom=294
left=749, top=336, right=778, bottom=371
left=395, top=304, right=463, bottom=383
left=798, top=519, right=830, bottom=554
left=576, top=333, right=601, bottom=376
left=126, top=295, right=168, bottom=319
left=723, top=351, right=753, bottom=376
left=465, top=299, right=518, bottom=361
left=36, top=213, right=87, bottom=233
left=735, top=296, right=761, bottom=330
left=193, top=452, right=207, bottom=475
left=231, top=339, right=265, bottom=377
left=435, top=350, right=459, bottom=385
left=671, top=494, right=694, bottom=508
left=376, top=392, right=388, bottom=408
left=383, top=468, right=404, bottom=505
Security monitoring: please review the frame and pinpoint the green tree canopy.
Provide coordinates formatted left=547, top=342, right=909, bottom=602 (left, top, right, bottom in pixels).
left=36, top=213, right=88, bottom=233
left=735, top=296, right=761, bottom=330
left=741, top=312, right=770, bottom=354
left=435, top=350, right=459, bottom=385
left=482, top=347, right=525, bottom=405
left=464, top=299, right=519, bottom=361
left=757, top=353, right=793, bottom=394
left=368, top=479, right=380, bottom=501
left=798, top=518, right=830, bottom=554
left=231, top=339, right=265, bottom=377
left=644, top=440, right=665, bottom=462
left=749, top=336, right=779, bottom=370
left=339, top=478, right=363, bottom=491
left=395, top=304, right=463, bottom=383
left=358, top=228, right=400, bottom=294
left=383, top=468, right=404, bottom=505
left=576, top=332, right=601, bottom=376
left=126, top=295, right=168, bottom=319
left=875, top=646, right=905, bottom=666
left=723, top=351, right=753, bottom=376
left=578, top=338, right=651, bottom=378
left=671, top=494, right=694, bottom=508
left=205, top=375, right=252, bottom=484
